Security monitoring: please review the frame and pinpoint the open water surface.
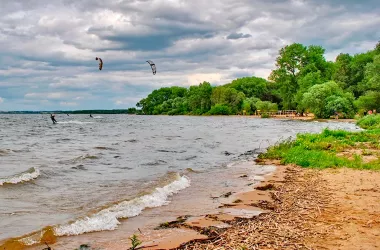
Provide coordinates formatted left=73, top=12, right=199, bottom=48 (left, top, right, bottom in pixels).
left=0, top=114, right=360, bottom=245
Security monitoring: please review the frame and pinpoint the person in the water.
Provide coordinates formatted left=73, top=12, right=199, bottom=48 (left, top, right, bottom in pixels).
left=90, top=114, right=93, bottom=118
left=50, top=114, right=57, bottom=124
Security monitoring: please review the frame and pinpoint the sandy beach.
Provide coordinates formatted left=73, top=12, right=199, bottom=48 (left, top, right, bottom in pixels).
left=81, top=160, right=379, bottom=250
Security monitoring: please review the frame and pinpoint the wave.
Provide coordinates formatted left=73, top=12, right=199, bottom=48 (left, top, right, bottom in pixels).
left=94, top=146, right=116, bottom=151
left=0, top=167, right=40, bottom=186
left=0, top=149, right=10, bottom=156
left=58, top=154, right=99, bottom=164
left=93, top=116, right=103, bottom=119
left=54, top=174, right=190, bottom=236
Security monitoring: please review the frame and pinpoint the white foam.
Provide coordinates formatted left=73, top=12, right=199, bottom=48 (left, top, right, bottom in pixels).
left=54, top=174, right=190, bottom=236
left=0, top=167, right=40, bottom=186
left=93, top=116, right=103, bottom=119
left=18, top=236, right=39, bottom=245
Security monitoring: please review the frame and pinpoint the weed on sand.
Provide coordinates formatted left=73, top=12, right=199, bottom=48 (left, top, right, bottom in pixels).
left=258, top=128, right=380, bottom=170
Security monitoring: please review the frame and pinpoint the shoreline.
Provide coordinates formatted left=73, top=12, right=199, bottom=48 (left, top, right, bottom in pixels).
left=7, top=161, right=278, bottom=250
left=71, top=161, right=286, bottom=250
left=7, top=158, right=379, bottom=249
left=1, top=118, right=374, bottom=250
left=114, top=160, right=379, bottom=250
left=85, top=122, right=379, bottom=249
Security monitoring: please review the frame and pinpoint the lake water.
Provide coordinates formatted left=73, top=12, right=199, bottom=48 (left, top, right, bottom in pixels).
left=0, top=114, right=360, bottom=246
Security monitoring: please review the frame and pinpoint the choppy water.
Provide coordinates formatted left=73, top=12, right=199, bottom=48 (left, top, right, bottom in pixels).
left=0, top=114, right=360, bottom=244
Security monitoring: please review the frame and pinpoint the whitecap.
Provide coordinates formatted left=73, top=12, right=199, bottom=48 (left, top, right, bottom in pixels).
left=0, top=167, right=40, bottom=186
left=54, top=174, right=190, bottom=236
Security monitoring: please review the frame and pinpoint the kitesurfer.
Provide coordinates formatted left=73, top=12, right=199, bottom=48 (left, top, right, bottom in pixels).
left=146, top=60, right=156, bottom=75
left=90, top=114, right=93, bottom=118
left=95, top=57, right=103, bottom=70
left=50, top=114, right=57, bottom=124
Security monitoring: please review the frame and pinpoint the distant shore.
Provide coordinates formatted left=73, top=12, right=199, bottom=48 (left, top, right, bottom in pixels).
left=0, top=112, right=359, bottom=124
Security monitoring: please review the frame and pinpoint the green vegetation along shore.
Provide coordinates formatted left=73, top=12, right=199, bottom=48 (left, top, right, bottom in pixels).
left=137, top=41, right=380, bottom=118
left=257, top=114, right=380, bottom=170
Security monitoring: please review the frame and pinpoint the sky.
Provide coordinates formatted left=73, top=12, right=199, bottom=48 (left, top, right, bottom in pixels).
left=0, top=0, right=379, bottom=111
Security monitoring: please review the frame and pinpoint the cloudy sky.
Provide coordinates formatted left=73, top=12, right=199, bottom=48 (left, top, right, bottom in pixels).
left=0, top=0, right=379, bottom=111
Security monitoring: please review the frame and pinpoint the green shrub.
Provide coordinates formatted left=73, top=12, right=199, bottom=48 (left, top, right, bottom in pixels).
left=208, top=104, right=232, bottom=115
left=357, top=114, right=380, bottom=129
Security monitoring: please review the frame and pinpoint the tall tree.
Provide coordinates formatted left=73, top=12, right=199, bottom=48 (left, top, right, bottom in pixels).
left=332, top=53, right=352, bottom=88
left=269, top=43, right=307, bottom=109
left=187, top=81, right=213, bottom=114
left=226, top=76, right=268, bottom=99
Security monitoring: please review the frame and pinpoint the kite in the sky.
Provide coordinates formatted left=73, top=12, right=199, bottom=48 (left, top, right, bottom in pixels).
left=146, top=60, right=156, bottom=75
left=95, top=57, right=103, bottom=70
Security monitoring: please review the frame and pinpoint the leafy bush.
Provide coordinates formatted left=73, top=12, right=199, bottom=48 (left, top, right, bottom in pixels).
left=357, top=114, right=380, bottom=129
left=208, top=104, right=232, bottom=115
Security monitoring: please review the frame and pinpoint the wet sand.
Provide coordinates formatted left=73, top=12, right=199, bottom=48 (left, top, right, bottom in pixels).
left=72, top=162, right=287, bottom=250
left=18, top=161, right=277, bottom=250
left=85, top=162, right=379, bottom=250
left=5, top=161, right=377, bottom=249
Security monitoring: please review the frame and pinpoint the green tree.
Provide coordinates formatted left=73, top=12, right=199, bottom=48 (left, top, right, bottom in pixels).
left=136, top=86, right=187, bottom=114
left=302, top=81, right=355, bottom=118
left=375, top=41, right=380, bottom=54
left=187, top=81, right=213, bottom=114
left=364, top=54, right=380, bottom=91
left=325, top=94, right=356, bottom=118
left=332, top=53, right=352, bottom=88
left=300, top=45, right=332, bottom=81
left=208, top=104, right=232, bottom=115
left=269, top=43, right=307, bottom=109
left=256, top=100, right=278, bottom=112
left=211, top=86, right=245, bottom=114
left=295, top=71, right=324, bottom=112
left=269, top=43, right=331, bottom=109
left=242, top=97, right=260, bottom=115
left=355, top=91, right=380, bottom=113
left=348, top=52, right=374, bottom=97
left=127, top=107, right=137, bottom=114
left=226, top=76, right=268, bottom=99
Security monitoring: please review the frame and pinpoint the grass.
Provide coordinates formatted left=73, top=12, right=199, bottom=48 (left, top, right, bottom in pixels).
left=128, top=234, right=142, bottom=250
left=356, top=114, right=380, bottom=129
left=258, top=127, right=380, bottom=170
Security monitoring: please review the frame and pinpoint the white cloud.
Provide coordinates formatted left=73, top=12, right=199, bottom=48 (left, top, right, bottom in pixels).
left=60, top=101, right=77, bottom=106
left=0, top=0, right=379, bottom=110
left=114, top=97, right=144, bottom=106
left=187, top=73, right=223, bottom=86
left=0, top=97, right=4, bottom=103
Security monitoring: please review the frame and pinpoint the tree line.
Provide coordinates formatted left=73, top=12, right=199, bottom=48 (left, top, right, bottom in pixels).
left=136, top=41, right=380, bottom=118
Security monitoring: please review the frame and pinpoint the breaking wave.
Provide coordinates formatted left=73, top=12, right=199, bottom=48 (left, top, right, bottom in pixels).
left=0, top=167, right=40, bottom=186
left=54, top=174, right=190, bottom=236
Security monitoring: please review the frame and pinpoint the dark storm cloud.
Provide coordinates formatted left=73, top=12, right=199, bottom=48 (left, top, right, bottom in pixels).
left=227, top=33, right=252, bottom=40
